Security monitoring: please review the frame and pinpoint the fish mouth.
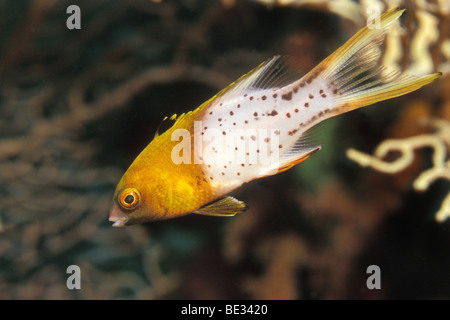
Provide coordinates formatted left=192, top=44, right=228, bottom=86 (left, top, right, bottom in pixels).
left=109, top=203, right=130, bottom=227
left=109, top=216, right=129, bottom=227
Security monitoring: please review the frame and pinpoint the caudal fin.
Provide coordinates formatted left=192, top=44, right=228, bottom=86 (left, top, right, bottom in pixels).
left=310, top=7, right=441, bottom=112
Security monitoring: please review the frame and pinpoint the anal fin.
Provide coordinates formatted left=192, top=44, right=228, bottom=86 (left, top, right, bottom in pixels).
left=257, top=123, right=322, bottom=178
left=276, top=146, right=321, bottom=174
left=193, top=196, right=248, bottom=217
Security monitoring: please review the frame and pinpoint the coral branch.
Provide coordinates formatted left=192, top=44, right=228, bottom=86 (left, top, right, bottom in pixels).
left=346, top=119, right=450, bottom=222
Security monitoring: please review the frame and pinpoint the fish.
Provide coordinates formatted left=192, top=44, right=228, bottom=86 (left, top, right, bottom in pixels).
left=109, top=7, right=441, bottom=227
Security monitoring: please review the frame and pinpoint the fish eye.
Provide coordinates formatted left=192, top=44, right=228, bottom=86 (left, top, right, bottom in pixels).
left=118, top=188, right=141, bottom=210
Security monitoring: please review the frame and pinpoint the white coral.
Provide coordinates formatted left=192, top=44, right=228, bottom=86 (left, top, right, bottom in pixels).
left=346, top=119, right=450, bottom=222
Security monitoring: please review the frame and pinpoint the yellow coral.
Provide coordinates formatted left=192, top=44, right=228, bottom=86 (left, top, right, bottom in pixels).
left=346, top=119, right=450, bottom=222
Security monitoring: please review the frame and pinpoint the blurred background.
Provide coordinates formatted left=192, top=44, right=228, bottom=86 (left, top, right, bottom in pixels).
left=0, top=0, right=449, bottom=299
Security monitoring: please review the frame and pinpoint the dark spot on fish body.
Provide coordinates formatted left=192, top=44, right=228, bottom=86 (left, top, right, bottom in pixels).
left=269, top=110, right=278, bottom=116
left=264, top=138, right=270, bottom=143
left=273, top=93, right=278, bottom=99
left=222, top=131, right=226, bottom=135
left=304, top=102, right=309, bottom=108
left=218, top=118, right=222, bottom=121
left=250, top=96, right=254, bottom=100
left=241, top=163, right=245, bottom=167
left=251, top=135, right=256, bottom=141
left=253, top=112, right=258, bottom=117
left=279, top=144, right=283, bottom=148
left=230, top=111, right=234, bottom=116
left=244, top=120, right=248, bottom=124
left=295, top=108, right=299, bottom=113
left=309, top=94, right=314, bottom=99
left=237, top=172, right=240, bottom=176
left=237, top=104, right=241, bottom=108
left=282, top=92, right=292, bottom=101
left=262, top=95, right=267, bottom=100
left=286, top=112, right=291, bottom=118
left=274, top=130, right=280, bottom=135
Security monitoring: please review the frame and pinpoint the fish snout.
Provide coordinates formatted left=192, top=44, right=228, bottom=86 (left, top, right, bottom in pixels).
left=109, top=203, right=130, bottom=227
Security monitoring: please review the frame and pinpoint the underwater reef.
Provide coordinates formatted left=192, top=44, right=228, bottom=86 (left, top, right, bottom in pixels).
left=0, top=0, right=449, bottom=299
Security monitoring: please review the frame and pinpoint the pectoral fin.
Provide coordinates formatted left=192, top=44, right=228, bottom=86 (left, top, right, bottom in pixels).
left=193, top=196, right=248, bottom=217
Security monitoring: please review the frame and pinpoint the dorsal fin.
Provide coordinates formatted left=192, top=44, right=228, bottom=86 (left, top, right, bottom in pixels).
left=154, top=113, right=178, bottom=138
left=215, top=56, right=307, bottom=100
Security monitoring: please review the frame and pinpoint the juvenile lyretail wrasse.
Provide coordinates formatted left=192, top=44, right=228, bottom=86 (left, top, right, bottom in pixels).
left=109, top=7, right=441, bottom=227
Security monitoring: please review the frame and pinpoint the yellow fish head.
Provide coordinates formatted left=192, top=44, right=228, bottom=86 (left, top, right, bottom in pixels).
left=109, top=165, right=168, bottom=226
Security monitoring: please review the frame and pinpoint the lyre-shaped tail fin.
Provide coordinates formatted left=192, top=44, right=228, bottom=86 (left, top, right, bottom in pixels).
left=307, top=7, right=441, bottom=113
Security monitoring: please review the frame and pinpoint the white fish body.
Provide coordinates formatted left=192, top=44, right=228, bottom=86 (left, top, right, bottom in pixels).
left=194, top=7, right=441, bottom=198
left=199, top=64, right=332, bottom=194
